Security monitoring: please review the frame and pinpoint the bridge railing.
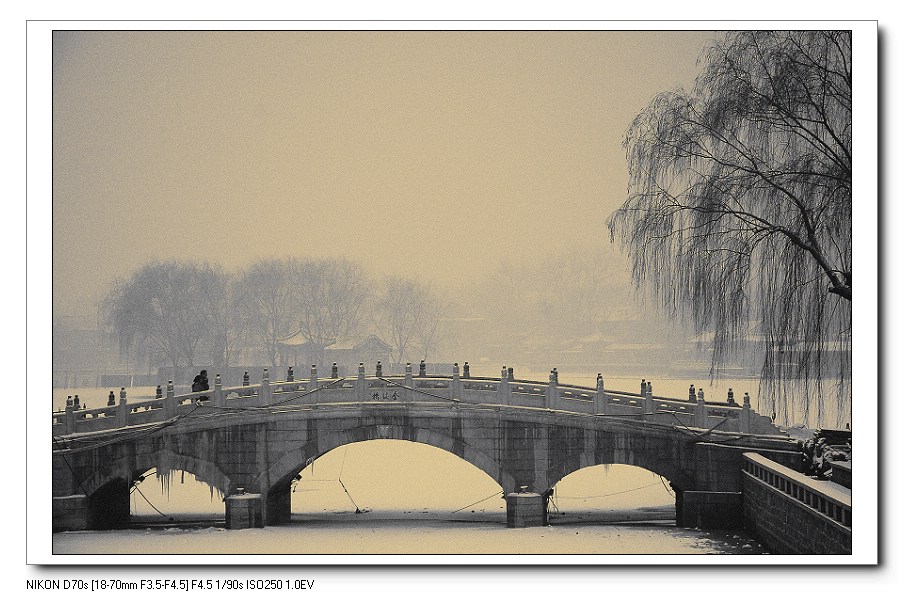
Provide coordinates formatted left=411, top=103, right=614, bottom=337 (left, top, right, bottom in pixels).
left=53, top=364, right=784, bottom=437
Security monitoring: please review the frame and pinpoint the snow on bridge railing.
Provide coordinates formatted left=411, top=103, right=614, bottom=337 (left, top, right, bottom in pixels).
left=53, top=363, right=785, bottom=437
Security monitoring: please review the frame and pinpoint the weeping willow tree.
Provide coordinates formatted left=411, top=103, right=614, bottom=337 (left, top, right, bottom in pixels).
left=608, top=31, right=852, bottom=426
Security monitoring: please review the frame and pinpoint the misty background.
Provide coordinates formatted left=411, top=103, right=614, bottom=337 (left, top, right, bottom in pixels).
left=53, top=30, right=731, bottom=392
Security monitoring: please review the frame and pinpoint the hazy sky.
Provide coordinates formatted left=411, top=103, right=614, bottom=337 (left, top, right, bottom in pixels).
left=52, top=30, right=717, bottom=317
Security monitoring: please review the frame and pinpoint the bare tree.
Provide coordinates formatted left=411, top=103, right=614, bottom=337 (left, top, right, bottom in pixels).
left=374, top=276, right=446, bottom=363
left=233, top=259, right=302, bottom=368
left=104, top=261, right=229, bottom=369
left=293, top=258, right=371, bottom=367
left=607, top=31, right=852, bottom=424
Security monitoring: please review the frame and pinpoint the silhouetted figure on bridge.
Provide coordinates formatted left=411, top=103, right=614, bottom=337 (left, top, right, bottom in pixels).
left=73, top=395, right=80, bottom=410
left=376, top=361, right=383, bottom=377
left=332, top=363, right=339, bottom=379
left=727, top=388, right=735, bottom=406
left=419, top=360, right=427, bottom=377
left=192, top=371, right=210, bottom=402
left=242, top=371, right=250, bottom=387
left=107, top=391, right=116, bottom=406
left=463, top=362, right=470, bottom=378
left=689, top=384, right=696, bottom=402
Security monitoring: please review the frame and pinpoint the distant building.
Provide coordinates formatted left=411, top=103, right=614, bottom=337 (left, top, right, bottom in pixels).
left=276, top=334, right=393, bottom=373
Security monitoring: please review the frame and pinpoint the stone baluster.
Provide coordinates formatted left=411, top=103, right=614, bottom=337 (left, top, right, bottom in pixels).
left=498, top=366, right=511, bottom=405
left=644, top=381, right=654, bottom=417
left=403, top=363, right=413, bottom=403
left=545, top=368, right=559, bottom=409
left=113, top=387, right=126, bottom=427
left=694, top=385, right=707, bottom=428
left=64, top=401, right=75, bottom=434
left=594, top=373, right=608, bottom=415
left=261, top=368, right=271, bottom=406
left=309, top=365, right=319, bottom=404
left=740, top=392, right=752, bottom=434
left=165, top=380, right=175, bottom=418
left=451, top=362, right=462, bottom=401
left=213, top=373, right=224, bottom=407
left=356, top=363, right=367, bottom=402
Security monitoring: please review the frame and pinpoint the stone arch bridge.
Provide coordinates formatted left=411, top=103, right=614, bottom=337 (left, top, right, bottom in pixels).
left=52, top=364, right=799, bottom=531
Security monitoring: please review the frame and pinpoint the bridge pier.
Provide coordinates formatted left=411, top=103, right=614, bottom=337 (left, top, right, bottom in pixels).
left=265, top=485, right=293, bottom=525
left=53, top=478, right=132, bottom=532
left=505, top=491, right=548, bottom=528
left=674, top=488, right=743, bottom=529
left=52, top=495, right=89, bottom=532
left=225, top=491, right=265, bottom=529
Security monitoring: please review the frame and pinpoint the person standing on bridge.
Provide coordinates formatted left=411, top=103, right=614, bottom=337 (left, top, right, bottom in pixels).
left=199, top=370, right=210, bottom=401
left=191, top=372, right=203, bottom=401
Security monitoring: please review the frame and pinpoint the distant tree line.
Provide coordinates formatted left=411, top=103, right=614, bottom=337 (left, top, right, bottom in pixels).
left=102, top=258, right=448, bottom=371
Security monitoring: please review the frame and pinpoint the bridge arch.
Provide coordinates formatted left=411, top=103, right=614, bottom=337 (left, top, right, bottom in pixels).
left=258, top=424, right=519, bottom=499
left=543, top=449, right=697, bottom=495
left=78, top=450, right=232, bottom=499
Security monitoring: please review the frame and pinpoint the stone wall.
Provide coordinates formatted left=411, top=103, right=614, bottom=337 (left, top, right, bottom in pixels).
left=742, top=453, right=852, bottom=555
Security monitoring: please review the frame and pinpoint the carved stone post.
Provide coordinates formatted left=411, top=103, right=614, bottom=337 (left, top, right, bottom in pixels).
left=594, top=373, right=608, bottom=415
left=213, top=373, right=224, bottom=407
left=498, top=367, right=511, bottom=405
left=403, top=363, right=413, bottom=403
left=261, top=369, right=271, bottom=406
left=451, top=362, right=462, bottom=401
left=545, top=369, right=559, bottom=409
left=64, top=405, right=75, bottom=434
left=644, top=381, right=655, bottom=417
left=309, top=365, right=319, bottom=404
left=117, top=387, right=128, bottom=427
left=165, top=380, right=175, bottom=418
left=694, top=388, right=707, bottom=428
left=357, top=363, right=367, bottom=402
left=740, top=392, right=752, bottom=434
